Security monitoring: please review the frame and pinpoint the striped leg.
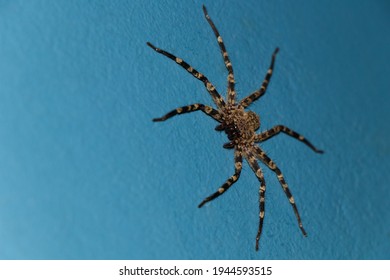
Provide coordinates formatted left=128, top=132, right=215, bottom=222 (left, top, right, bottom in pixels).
left=245, top=152, right=267, bottom=251
left=240, top=48, right=279, bottom=108
left=254, top=146, right=307, bottom=237
left=198, top=150, right=242, bottom=208
left=153, top=103, right=222, bottom=122
left=202, top=5, right=236, bottom=104
left=147, top=42, right=225, bottom=108
left=255, top=125, right=324, bottom=153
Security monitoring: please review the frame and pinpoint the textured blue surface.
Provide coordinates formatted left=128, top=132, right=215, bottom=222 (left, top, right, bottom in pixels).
left=0, top=0, right=389, bottom=259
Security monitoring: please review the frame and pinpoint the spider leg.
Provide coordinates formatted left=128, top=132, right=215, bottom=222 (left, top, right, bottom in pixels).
left=255, top=125, right=324, bottom=153
left=240, top=48, right=279, bottom=108
left=147, top=42, right=226, bottom=108
left=254, top=146, right=307, bottom=237
left=153, top=103, right=222, bottom=122
left=202, top=5, right=236, bottom=104
left=198, top=149, right=242, bottom=208
left=245, top=151, right=267, bottom=251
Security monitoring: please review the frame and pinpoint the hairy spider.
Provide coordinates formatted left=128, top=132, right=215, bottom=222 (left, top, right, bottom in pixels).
left=147, top=5, right=323, bottom=251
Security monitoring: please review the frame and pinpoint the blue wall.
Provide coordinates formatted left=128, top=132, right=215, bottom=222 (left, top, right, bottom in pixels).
left=0, top=0, right=388, bottom=259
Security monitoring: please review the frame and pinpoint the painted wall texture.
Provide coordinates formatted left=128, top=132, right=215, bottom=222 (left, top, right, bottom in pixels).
left=0, top=0, right=388, bottom=259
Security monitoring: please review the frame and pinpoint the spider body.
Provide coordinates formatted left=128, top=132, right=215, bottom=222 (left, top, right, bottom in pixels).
left=221, top=107, right=260, bottom=148
left=147, top=5, right=323, bottom=251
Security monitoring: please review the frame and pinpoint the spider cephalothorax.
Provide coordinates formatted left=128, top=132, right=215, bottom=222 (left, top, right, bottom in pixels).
left=147, top=5, right=323, bottom=251
left=219, top=108, right=261, bottom=149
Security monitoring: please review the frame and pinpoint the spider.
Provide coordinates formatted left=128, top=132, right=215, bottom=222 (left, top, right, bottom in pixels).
left=147, top=5, right=323, bottom=251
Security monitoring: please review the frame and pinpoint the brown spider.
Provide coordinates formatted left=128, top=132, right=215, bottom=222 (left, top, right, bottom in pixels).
left=147, top=5, right=323, bottom=251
